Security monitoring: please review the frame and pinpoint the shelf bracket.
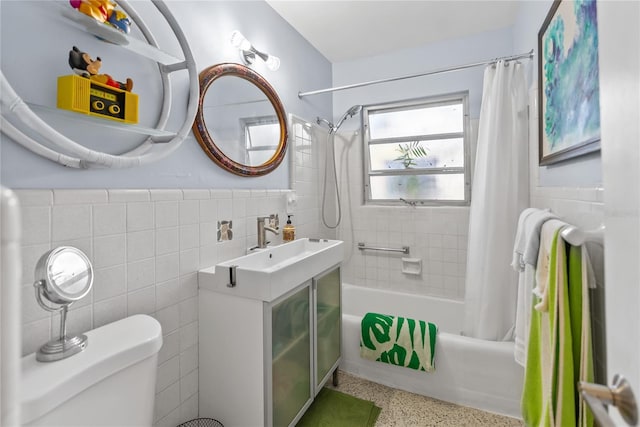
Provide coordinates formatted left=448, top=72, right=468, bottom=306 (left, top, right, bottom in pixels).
left=161, top=61, right=189, bottom=74
left=150, top=134, right=176, bottom=144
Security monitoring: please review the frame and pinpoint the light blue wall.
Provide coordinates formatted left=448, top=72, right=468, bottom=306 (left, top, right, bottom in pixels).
left=331, top=3, right=602, bottom=189
left=0, top=0, right=332, bottom=189
left=332, top=27, right=515, bottom=131
left=513, top=0, right=602, bottom=187
left=1, top=1, right=601, bottom=190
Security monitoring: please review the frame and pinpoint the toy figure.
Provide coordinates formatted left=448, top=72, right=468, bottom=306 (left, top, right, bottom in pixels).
left=68, top=46, right=133, bottom=92
left=69, top=0, right=131, bottom=34
left=107, top=10, right=131, bottom=34
left=69, top=0, right=115, bottom=23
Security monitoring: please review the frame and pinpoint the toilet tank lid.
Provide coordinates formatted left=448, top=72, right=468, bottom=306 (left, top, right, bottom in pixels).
left=20, top=314, right=163, bottom=423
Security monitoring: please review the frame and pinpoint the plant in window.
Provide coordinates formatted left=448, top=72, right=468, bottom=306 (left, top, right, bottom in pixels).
left=393, top=141, right=429, bottom=197
left=365, top=94, right=468, bottom=203
left=394, top=141, right=428, bottom=169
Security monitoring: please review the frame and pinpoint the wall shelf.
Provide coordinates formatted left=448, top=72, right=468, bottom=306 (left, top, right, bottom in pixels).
left=27, top=103, right=176, bottom=141
left=0, top=0, right=199, bottom=168
left=59, top=6, right=184, bottom=66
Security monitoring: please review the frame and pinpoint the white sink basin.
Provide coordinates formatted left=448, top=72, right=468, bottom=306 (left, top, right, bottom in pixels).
left=198, top=238, right=344, bottom=301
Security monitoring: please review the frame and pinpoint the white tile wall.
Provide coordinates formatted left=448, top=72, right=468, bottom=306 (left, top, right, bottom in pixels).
left=12, top=100, right=605, bottom=425
left=15, top=187, right=304, bottom=427
left=342, top=204, right=469, bottom=299
left=329, top=88, right=605, bottom=302
left=289, top=116, right=334, bottom=240
left=332, top=128, right=470, bottom=300
left=531, top=186, right=604, bottom=224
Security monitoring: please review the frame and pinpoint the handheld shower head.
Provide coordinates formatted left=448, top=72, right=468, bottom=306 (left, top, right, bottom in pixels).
left=316, top=105, right=363, bottom=135
left=317, top=105, right=362, bottom=230
left=346, top=104, right=363, bottom=117
left=333, top=105, right=362, bottom=133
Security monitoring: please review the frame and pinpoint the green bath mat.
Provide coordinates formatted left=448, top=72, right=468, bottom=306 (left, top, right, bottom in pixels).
left=296, top=388, right=381, bottom=427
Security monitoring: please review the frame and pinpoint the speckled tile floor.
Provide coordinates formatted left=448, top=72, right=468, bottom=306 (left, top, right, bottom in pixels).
left=326, top=371, right=524, bottom=427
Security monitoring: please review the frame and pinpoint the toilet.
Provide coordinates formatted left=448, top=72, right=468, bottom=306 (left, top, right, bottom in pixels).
left=20, top=314, right=163, bottom=426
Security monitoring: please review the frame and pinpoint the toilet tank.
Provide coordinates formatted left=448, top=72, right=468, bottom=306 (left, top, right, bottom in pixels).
left=21, top=315, right=163, bottom=426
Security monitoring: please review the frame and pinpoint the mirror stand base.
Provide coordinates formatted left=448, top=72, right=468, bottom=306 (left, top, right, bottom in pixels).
left=36, top=334, right=88, bottom=362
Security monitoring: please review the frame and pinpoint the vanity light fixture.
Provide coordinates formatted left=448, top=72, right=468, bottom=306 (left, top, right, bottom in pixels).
left=230, top=30, right=280, bottom=71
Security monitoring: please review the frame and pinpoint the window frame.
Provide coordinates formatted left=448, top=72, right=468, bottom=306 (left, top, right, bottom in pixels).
left=240, top=115, right=280, bottom=165
left=362, top=92, right=471, bottom=206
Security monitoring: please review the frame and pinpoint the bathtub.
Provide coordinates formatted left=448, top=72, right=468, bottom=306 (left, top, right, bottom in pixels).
left=341, top=283, right=523, bottom=418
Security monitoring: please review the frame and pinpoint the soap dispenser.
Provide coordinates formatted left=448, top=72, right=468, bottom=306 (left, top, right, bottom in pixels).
left=283, top=215, right=295, bottom=242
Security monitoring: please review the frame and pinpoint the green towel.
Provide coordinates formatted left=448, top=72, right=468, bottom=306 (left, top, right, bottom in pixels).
left=521, top=230, right=594, bottom=427
left=522, top=229, right=575, bottom=426
left=360, top=312, right=437, bottom=372
left=553, top=233, right=576, bottom=426
left=570, top=245, right=595, bottom=427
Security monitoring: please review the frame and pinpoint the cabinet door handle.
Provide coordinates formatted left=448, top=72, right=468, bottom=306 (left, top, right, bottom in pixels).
left=579, top=374, right=638, bottom=426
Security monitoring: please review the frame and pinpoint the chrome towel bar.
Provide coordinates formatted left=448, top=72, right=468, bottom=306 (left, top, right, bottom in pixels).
left=579, top=374, right=638, bottom=427
left=357, top=242, right=409, bottom=255
left=560, top=223, right=605, bottom=246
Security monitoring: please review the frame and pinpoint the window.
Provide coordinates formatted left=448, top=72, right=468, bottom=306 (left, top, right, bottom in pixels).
left=363, top=93, right=470, bottom=205
left=242, top=116, right=280, bottom=165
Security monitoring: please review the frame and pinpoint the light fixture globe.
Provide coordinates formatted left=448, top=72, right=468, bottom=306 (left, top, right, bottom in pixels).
left=230, top=30, right=251, bottom=51
left=265, top=55, right=280, bottom=71
left=230, top=30, right=280, bottom=71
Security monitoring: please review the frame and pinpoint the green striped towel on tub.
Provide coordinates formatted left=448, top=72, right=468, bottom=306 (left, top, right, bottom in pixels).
left=360, top=312, right=438, bottom=372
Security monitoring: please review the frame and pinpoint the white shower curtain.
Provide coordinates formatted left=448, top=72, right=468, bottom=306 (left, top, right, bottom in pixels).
left=463, top=61, right=528, bottom=341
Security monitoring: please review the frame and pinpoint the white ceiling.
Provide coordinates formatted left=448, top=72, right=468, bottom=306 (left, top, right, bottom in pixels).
left=266, top=1, right=520, bottom=63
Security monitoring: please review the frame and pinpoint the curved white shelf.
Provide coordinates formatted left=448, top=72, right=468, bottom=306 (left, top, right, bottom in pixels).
left=27, top=103, right=176, bottom=141
left=59, top=6, right=183, bottom=66
left=0, top=0, right=199, bottom=168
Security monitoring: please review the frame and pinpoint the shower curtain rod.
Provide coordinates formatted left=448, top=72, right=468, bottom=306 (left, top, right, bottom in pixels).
left=298, top=49, right=534, bottom=98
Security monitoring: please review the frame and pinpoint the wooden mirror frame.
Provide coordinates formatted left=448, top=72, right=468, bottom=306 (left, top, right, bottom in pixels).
left=192, top=63, right=288, bottom=177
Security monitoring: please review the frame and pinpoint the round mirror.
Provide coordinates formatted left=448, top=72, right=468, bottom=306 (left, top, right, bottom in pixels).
left=192, top=63, right=288, bottom=176
left=35, top=246, right=93, bottom=304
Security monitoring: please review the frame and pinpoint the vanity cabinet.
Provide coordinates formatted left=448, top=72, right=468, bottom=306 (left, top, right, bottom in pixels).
left=199, top=265, right=341, bottom=427
left=313, top=267, right=341, bottom=393
left=270, top=284, right=311, bottom=427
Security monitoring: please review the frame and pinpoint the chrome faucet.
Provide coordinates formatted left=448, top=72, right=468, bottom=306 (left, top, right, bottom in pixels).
left=257, top=216, right=279, bottom=248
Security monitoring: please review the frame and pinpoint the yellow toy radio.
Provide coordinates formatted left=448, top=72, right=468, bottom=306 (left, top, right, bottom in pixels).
left=57, top=74, right=138, bottom=124
left=58, top=46, right=138, bottom=124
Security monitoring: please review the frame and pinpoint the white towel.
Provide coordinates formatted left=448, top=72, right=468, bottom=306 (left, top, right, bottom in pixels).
left=514, top=263, right=536, bottom=366
left=534, top=219, right=569, bottom=312
left=513, top=211, right=560, bottom=366
left=512, top=208, right=539, bottom=271
left=522, top=209, right=558, bottom=267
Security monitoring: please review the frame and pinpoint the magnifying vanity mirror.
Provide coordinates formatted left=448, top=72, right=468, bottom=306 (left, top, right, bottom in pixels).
left=192, top=63, right=288, bottom=176
left=33, top=246, right=93, bottom=362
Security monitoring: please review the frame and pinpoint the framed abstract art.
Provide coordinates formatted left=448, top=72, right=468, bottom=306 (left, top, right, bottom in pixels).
left=538, top=0, right=601, bottom=165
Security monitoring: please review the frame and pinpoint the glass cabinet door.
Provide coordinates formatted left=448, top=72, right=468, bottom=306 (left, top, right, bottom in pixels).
left=271, top=285, right=311, bottom=427
left=314, top=267, right=341, bottom=391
